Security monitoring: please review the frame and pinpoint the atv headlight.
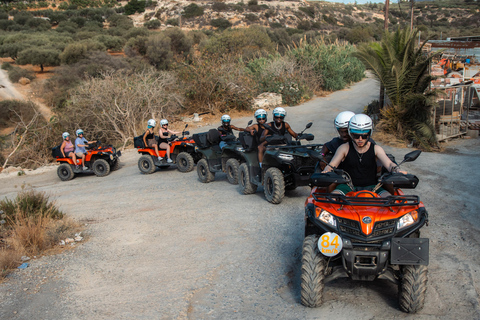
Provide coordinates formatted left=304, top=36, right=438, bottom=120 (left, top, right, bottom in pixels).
left=236, top=146, right=244, bottom=152
left=397, top=210, right=419, bottom=230
left=316, top=208, right=337, bottom=228
left=278, top=153, right=293, bottom=161
left=110, top=154, right=113, bottom=160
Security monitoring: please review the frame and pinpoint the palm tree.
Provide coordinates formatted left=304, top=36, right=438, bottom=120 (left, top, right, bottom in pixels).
left=355, top=27, right=438, bottom=149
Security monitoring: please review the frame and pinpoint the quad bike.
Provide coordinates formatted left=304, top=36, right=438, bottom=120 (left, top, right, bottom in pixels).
left=194, top=120, right=252, bottom=184
left=238, top=122, right=323, bottom=204
left=136, top=124, right=200, bottom=174
left=301, top=150, right=429, bottom=313
left=52, top=140, right=122, bottom=181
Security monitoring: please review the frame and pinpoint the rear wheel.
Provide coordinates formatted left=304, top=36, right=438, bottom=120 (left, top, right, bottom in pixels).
left=398, top=265, right=428, bottom=313
left=93, top=159, right=111, bottom=177
left=263, top=167, right=285, bottom=204
left=57, top=164, right=74, bottom=181
left=301, top=235, right=326, bottom=308
left=197, top=159, right=214, bottom=183
left=176, top=152, right=194, bottom=173
left=138, top=155, right=156, bottom=174
left=238, top=163, right=257, bottom=194
left=225, top=158, right=240, bottom=184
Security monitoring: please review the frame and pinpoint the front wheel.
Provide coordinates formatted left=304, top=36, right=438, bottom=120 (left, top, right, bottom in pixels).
left=263, top=167, right=285, bottom=204
left=176, top=152, right=194, bottom=173
left=138, top=155, right=156, bottom=174
left=197, top=158, right=214, bottom=183
left=300, top=235, right=326, bottom=308
left=111, top=158, right=120, bottom=171
left=93, top=159, right=111, bottom=177
left=57, top=164, right=74, bottom=181
left=238, top=163, right=257, bottom=194
left=398, top=265, right=428, bottom=313
left=225, top=158, right=240, bottom=184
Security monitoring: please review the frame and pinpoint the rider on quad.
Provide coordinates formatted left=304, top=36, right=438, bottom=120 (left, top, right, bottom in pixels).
left=142, top=119, right=162, bottom=161
left=244, top=109, right=268, bottom=163
left=259, top=107, right=298, bottom=167
left=75, top=129, right=97, bottom=170
left=218, top=115, right=244, bottom=149
left=321, top=114, right=404, bottom=196
left=60, top=132, right=77, bottom=167
left=158, top=119, right=181, bottom=163
left=320, top=111, right=355, bottom=158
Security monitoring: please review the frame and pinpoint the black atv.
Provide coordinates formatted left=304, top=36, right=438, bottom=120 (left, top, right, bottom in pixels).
left=238, top=122, right=323, bottom=204
left=194, top=121, right=252, bottom=184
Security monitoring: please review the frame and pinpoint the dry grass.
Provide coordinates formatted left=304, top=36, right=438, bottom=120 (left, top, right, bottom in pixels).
left=0, top=188, right=83, bottom=280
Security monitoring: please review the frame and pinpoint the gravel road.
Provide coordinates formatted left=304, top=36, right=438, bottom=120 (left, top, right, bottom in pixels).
left=1, top=75, right=480, bottom=320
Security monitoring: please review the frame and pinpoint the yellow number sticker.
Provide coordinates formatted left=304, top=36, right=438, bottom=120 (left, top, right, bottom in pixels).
left=317, top=232, right=343, bottom=257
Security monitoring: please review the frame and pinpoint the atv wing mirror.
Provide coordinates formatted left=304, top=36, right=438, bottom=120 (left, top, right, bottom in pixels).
left=305, top=122, right=313, bottom=129
left=400, top=150, right=422, bottom=165
left=247, top=120, right=253, bottom=126
left=184, top=124, right=188, bottom=129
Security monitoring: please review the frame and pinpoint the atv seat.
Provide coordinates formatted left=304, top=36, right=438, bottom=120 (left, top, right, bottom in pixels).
left=239, top=131, right=257, bottom=152
left=193, top=132, right=210, bottom=149
left=207, top=129, right=221, bottom=145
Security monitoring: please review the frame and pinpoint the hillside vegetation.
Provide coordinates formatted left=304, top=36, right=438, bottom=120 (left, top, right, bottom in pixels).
left=0, top=0, right=477, bottom=168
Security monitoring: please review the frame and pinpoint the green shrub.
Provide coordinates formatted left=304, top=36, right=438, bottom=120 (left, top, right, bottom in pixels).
left=201, top=26, right=275, bottom=59
left=299, top=6, right=315, bottom=18
left=211, top=18, right=232, bottom=29
left=124, top=0, right=146, bottom=15
left=1, top=62, right=13, bottom=70
left=244, top=13, right=258, bottom=22
left=182, top=4, right=204, bottom=19
left=166, top=18, right=178, bottom=26
left=0, top=189, right=63, bottom=227
left=144, top=19, right=161, bottom=29
left=5, top=65, right=36, bottom=83
left=287, top=40, right=365, bottom=91
left=176, top=54, right=256, bottom=114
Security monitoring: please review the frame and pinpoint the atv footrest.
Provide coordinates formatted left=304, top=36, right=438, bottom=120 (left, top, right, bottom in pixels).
left=391, top=238, right=429, bottom=265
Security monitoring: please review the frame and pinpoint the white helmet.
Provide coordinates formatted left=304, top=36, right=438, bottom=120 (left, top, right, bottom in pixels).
left=348, top=114, right=373, bottom=137
left=221, top=115, right=231, bottom=123
left=76, top=129, right=84, bottom=136
left=273, top=107, right=286, bottom=118
left=62, top=132, right=70, bottom=139
left=147, top=119, right=156, bottom=127
left=254, top=109, right=267, bottom=120
left=334, top=111, right=355, bottom=129
left=160, top=119, right=168, bottom=126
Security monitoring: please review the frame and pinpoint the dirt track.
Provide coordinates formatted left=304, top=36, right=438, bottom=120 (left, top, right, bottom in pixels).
left=1, top=76, right=480, bottom=320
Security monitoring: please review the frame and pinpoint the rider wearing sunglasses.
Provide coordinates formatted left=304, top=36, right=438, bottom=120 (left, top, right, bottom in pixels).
left=218, top=114, right=245, bottom=149
left=245, top=109, right=268, bottom=163
left=259, top=107, right=298, bottom=167
left=322, top=114, right=405, bottom=197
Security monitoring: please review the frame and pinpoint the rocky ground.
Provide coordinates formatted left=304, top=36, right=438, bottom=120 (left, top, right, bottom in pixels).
left=0, top=76, right=480, bottom=319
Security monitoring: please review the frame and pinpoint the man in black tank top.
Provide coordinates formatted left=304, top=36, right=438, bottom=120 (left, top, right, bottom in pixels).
left=322, top=114, right=406, bottom=197
left=245, top=109, right=268, bottom=164
left=258, top=107, right=298, bottom=167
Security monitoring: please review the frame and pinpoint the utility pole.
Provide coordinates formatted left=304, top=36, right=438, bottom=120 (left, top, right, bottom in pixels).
left=379, top=0, right=389, bottom=111
left=410, top=0, right=415, bottom=30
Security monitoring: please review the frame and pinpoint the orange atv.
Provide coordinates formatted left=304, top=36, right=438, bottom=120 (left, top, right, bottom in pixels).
left=301, top=150, right=429, bottom=313
left=52, top=141, right=121, bottom=181
left=135, top=124, right=199, bottom=174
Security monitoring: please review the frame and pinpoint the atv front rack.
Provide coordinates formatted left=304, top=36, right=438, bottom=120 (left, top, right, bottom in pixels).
left=312, top=192, right=419, bottom=207
left=266, top=143, right=323, bottom=150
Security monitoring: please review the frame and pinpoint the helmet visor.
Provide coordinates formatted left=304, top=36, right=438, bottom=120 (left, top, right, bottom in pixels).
left=256, top=115, right=266, bottom=120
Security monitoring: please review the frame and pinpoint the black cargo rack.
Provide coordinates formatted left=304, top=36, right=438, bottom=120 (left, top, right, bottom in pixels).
left=312, top=192, right=419, bottom=207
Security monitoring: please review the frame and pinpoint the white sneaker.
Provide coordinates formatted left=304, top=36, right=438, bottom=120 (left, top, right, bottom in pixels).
left=158, top=157, right=163, bottom=161
left=167, top=158, right=173, bottom=163
left=83, top=166, right=87, bottom=171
